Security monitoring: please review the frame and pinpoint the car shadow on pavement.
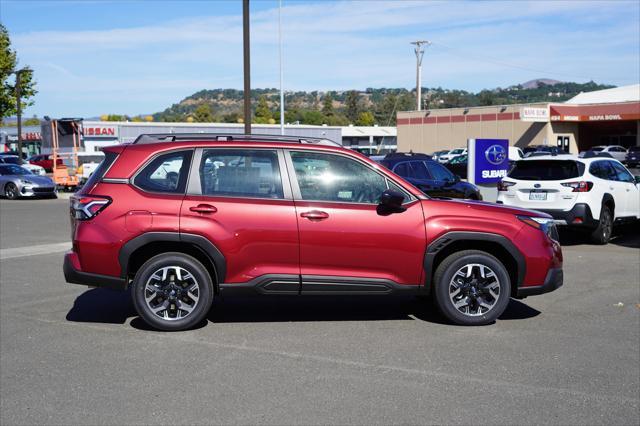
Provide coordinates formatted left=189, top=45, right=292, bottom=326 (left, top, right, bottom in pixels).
left=66, top=288, right=135, bottom=324
left=559, top=222, right=640, bottom=248
left=65, top=290, right=540, bottom=329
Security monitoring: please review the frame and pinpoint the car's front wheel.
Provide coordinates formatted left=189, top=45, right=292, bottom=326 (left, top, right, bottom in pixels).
left=4, top=183, right=19, bottom=200
left=433, top=250, right=511, bottom=326
left=132, top=253, right=214, bottom=331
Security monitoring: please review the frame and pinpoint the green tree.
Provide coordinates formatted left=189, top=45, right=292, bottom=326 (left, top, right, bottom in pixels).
left=355, top=111, right=375, bottom=126
left=254, top=95, right=273, bottom=124
left=193, top=103, right=214, bottom=122
left=321, top=93, right=335, bottom=117
left=0, top=24, right=37, bottom=120
left=345, top=90, right=360, bottom=123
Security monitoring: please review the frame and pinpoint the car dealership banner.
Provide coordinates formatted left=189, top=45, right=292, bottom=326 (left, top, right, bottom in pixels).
left=467, top=138, right=509, bottom=185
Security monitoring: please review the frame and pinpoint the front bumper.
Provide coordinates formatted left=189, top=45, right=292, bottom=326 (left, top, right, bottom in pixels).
left=535, top=203, right=598, bottom=228
left=64, top=251, right=127, bottom=290
left=516, top=267, right=563, bottom=298
left=20, top=185, right=56, bottom=197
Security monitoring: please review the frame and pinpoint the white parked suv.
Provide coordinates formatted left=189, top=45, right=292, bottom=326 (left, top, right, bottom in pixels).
left=590, top=145, right=628, bottom=162
left=438, top=148, right=467, bottom=163
left=497, top=155, right=640, bottom=244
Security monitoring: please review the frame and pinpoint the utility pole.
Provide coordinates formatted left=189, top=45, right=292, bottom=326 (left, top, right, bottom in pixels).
left=15, top=69, right=24, bottom=158
left=410, top=40, right=431, bottom=111
left=278, top=0, right=284, bottom=135
left=243, top=0, right=251, bottom=134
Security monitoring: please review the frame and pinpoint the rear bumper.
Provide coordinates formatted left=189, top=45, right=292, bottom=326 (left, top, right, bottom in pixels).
left=535, top=203, right=598, bottom=228
left=516, top=267, right=563, bottom=298
left=64, top=251, right=127, bottom=290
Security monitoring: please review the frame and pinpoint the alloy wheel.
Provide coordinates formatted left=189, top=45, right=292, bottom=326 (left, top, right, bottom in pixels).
left=448, top=263, right=501, bottom=316
left=144, top=266, right=200, bottom=321
left=5, top=184, right=19, bottom=199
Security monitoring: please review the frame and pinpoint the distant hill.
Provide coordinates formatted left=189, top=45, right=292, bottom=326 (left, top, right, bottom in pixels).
left=151, top=81, right=615, bottom=126
left=520, top=79, right=562, bottom=89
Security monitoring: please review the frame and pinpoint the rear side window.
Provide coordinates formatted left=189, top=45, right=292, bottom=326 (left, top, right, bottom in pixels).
left=199, top=149, right=283, bottom=199
left=81, top=151, right=119, bottom=192
left=508, top=160, right=584, bottom=181
left=134, top=150, right=192, bottom=194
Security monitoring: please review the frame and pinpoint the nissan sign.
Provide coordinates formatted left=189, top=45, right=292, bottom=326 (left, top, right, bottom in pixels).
left=467, top=138, right=509, bottom=185
left=83, top=126, right=118, bottom=138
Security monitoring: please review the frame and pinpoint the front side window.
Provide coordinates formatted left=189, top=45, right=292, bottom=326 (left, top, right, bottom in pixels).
left=134, top=150, right=192, bottom=194
left=290, top=151, right=389, bottom=204
left=426, top=162, right=454, bottom=181
left=199, top=149, right=283, bottom=199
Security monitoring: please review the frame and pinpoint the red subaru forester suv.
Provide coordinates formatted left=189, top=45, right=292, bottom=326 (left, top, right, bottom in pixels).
left=64, top=134, right=563, bottom=330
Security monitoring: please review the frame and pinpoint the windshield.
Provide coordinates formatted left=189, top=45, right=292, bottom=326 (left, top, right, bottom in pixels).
left=508, top=160, right=584, bottom=181
left=450, top=149, right=464, bottom=155
left=0, top=156, right=22, bottom=165
left=0, top=164, right=32, bottom=176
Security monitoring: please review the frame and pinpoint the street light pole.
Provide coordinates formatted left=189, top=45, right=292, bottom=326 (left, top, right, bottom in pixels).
left=15, top=70, right=23, bottom=158
left=243, top=0, right=251, bottom=134
left=278, top=0, right=284, bottom=135
left=410, top=40, right=431, bottom=111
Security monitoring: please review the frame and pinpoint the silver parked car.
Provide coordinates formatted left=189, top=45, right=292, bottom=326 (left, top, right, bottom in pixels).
left=0, top=164, right=56, bottom=199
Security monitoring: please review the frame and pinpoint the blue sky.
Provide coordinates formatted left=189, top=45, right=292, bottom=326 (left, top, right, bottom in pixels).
left=2, top=0, right=639, bottom=118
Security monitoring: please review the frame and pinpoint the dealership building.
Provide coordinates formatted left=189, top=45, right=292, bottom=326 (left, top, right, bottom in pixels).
left=397, top=84, right=640, bottom=154
left=1, top=122, right=397, bottom=156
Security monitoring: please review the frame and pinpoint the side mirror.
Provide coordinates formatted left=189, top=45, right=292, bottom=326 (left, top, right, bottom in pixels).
left=634, top=176, right=640, bottom=185
left=377, top=189, right=406, bottom=215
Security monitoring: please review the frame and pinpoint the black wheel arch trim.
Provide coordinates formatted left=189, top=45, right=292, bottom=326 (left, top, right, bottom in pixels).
left=424, top=231, right=526, bottom=294
left=601, top=193, right=615, bottom=211
left=118, top=232, right=226, bottom=283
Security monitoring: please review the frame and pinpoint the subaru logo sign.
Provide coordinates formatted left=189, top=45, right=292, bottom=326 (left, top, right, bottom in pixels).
left=468, top=139, right=509, bottom=185
left=534, top=183, right=541, bottom=188
left=485, top=145, right=507, bottom=165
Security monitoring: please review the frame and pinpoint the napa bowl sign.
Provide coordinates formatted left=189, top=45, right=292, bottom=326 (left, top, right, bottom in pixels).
left=467, top=138, right=509, bottom=185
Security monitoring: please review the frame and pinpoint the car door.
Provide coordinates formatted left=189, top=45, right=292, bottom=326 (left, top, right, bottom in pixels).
left=600, top=160, right=630, bottom=217
left=180, top=148, right=300, bottom=287
left=425, top=161, right=463, bottom=198
left=611, top=161, right=640, bottom=217
left=286, top=150, right=426, bottom=291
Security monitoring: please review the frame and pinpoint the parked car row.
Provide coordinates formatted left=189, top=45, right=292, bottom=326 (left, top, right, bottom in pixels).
left=0, top=153, right=46, bottom=175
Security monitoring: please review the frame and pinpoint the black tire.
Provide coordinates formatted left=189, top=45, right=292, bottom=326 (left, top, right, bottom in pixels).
left=433, top=250, right=511, bottom=326
left=4, top=183, right=19, bottom=200
left=131, top=252, right=214, bottom=331
left=590, top=205, right=613, bottom=245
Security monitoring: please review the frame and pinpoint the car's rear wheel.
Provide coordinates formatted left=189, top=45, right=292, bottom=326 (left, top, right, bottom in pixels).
left=4, top=183, right=19, bottom=200
left=590, top=205, right=613, bottom=245
left=433, top=250, right=511, bottom=326
left=132, top=253, right=214, bottom=331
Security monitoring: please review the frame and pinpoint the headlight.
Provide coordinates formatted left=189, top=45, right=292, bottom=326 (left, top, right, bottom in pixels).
left=517, top=216, right=559, bottom=241
left=20, top=179, right=33, bottom=185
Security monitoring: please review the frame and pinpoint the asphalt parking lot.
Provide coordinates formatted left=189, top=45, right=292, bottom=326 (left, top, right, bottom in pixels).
left=1, top=198, right=639, bottom=425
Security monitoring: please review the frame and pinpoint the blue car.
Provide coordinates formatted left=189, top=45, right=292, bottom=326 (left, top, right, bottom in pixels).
left=375, top=153, right=482, bottom=200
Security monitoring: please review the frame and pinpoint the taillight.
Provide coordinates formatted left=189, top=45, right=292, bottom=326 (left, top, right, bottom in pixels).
left=561, top=181, right=593, bottom=192
left=497, top=180, right=515, bottom=191
left=70, top=195, right=111, bottom=220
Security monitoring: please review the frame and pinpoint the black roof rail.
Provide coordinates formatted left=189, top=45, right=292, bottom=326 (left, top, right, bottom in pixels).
left=130, top=133, right=341, bottom=147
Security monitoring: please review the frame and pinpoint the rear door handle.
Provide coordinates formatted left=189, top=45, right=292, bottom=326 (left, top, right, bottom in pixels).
left=189, top=204, right=217, bottom=214
left=300, top=210, right=329, bottom=220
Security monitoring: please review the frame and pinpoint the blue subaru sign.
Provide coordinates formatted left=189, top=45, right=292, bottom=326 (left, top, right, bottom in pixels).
left=467, top=138, right=509, bottom=184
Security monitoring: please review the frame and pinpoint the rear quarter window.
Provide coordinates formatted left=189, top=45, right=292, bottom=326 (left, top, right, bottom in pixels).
left=79, top=151, right=119, bottom=192
left=508, top=160, right=584, bottom=181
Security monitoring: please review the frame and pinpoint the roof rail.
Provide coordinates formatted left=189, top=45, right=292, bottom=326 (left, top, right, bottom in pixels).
left=130, top=133, right=342, bottom=147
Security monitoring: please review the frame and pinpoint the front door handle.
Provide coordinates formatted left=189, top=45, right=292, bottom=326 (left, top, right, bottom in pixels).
left=300, top=210, right=329, bottom=220
left=190, top=204, right=217, bottom=214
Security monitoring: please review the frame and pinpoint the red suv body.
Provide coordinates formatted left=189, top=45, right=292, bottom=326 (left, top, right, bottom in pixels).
left=64, top=134, right=562, bottom=330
